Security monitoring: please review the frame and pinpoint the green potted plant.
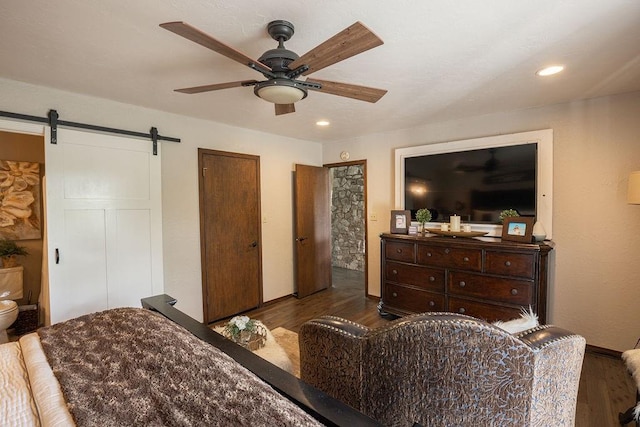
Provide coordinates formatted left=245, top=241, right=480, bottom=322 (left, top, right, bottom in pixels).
left=498, top=209, right=519, bottom=224
left=415, top=208, right=432, bottom=234
left=0, top=239, right=28, bottom=268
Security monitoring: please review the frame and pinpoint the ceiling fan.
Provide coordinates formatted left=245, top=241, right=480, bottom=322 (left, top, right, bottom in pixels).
left=455, top=149, right=500, bottom=173
left=160, top=20, right=387, bottom=115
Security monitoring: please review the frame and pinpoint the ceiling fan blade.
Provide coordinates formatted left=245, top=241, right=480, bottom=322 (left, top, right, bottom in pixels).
left=288, top=22, right=383, bottom=76
left=160, top=22, right=272, bottom=75
left=275, top=104, right=296, bottom=115
left=175, top=80, right=258, bottom=94
left=306, top=78, right=387, bottom=103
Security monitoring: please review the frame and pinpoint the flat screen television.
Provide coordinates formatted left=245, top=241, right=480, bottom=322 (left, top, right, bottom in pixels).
left=404, top=144, right=536, bottom=223
left=394, top=129, right=553, bottom=238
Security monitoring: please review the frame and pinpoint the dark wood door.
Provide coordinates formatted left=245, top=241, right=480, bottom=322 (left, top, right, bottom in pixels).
left=294, top=164, right=331, bottom=298
left=199, top=149, right=262, bottom=323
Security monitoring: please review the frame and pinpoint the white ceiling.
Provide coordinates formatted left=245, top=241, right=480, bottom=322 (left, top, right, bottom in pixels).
left=1, top=0, right=639, bottom=143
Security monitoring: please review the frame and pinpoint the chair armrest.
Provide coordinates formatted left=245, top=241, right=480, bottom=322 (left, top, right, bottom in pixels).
left=518, top=325, right=586, bottom=425
left=302, top=316, right=370, bottom=337
left=299, top=316, right=369, bottom=410
left=516, top=325, right=580, bottom=349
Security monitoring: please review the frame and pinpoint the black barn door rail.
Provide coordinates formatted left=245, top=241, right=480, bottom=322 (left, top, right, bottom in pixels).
left=0, top=109, right=180, bottom=155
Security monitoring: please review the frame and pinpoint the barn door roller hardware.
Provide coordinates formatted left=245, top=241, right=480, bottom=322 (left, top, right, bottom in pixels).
left=0, top=109, right=180, bottom=155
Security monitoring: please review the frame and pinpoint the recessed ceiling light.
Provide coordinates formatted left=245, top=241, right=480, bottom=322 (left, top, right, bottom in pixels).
left=536, top=65, right=564, bottom=77
left=316, top=120, right=330, bottom=126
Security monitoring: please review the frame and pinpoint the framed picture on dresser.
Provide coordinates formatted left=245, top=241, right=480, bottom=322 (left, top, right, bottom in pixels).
left=390, top=210, right=410, bottom=234
left=501, top=216, right=535, bottom=242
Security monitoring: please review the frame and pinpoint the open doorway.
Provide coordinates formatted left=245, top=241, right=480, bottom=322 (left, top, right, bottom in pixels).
left=0, top=130, right=45, bottom=312
left=326, top=160, right=367, bottom=294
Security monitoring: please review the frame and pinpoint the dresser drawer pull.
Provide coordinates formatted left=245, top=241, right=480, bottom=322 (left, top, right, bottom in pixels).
left=459, top=307, right=466, bottom=314
left=396, top=248, right=402, bottom=253
left=392, top=292, right=398, bottom=297
left=463, top=256, right=469, bottom=262
left=505, top=261, right=511, bottom=267
left=429, top=276, right=435, bottom=282
left=426, top=252, right=432, bottom=257
left=511, top=289, right=518, bottom=295
left=459, top=281, right=466, bottom=287
left=445, top=248, right=450, bottom=254
left=392, top=269, right=398, bottom=275
left=429, top=301, right=435, bottom=307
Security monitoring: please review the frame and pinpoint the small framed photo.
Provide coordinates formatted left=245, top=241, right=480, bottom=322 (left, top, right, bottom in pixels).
left=390, top=210, right=411, bottom=234
left=501, top=217, right=535, bottom=242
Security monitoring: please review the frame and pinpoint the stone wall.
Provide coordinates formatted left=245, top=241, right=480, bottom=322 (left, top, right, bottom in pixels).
left=331, top=165, right=365, bottom=271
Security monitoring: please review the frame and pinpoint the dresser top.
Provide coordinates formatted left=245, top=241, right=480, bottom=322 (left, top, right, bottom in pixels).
left=381, top=233, right=554, bottom=252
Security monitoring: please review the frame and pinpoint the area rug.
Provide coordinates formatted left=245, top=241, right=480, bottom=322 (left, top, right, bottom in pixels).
left=212, top=325, right=299, bottom=377
left=271, top=327, right=300, bottom=378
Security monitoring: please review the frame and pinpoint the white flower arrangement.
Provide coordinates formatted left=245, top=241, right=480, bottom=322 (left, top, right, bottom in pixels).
left=223, top=315, right=267, bottom=350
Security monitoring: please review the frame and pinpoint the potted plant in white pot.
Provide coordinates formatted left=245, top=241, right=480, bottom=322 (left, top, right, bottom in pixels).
left=415, top=208, right=432, bottom=235
left=0, top=239, right=28, bottom=268
left=498, top=209, right=519, bottom=224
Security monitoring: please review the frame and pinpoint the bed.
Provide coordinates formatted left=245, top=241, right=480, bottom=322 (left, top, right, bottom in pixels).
left=1, top=294, right=380, bottom=426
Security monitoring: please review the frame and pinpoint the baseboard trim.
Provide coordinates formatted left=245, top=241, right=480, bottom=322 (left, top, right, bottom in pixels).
left=586, top=344, right=622, bottom=359
left=261, top=294, right=295, bottom=306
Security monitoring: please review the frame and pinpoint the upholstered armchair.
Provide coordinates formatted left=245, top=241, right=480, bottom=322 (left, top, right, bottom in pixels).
left=299, top=312, right=586, bottom=427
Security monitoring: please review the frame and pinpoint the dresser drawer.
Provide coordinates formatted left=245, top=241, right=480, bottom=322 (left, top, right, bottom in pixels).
left=385, top=241, right=415, bottom=263
left=384, top=283, right=445, bottom=313
left=416, top=244, right=482, bottom=272
left=485, top=251, right=535, bottom=279
left=448, top=297, right=527, bottom=323
left=448, top=272, right=533, bottom=305
left=385, top=261, right=444, bottom=292
left=381, top=234, right=552, bottom=323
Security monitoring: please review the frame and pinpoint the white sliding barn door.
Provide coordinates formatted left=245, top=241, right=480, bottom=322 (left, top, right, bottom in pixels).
left=45, top=128, right=163, bottom=324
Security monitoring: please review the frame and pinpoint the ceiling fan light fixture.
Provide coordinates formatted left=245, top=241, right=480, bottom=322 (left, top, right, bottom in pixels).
left=255, top=79, right=307, bottom=104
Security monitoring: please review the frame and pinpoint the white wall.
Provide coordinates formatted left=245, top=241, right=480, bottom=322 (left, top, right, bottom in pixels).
left=324, top=90, right=640, bottom=352
left=0, top=78, right=322, bottom=322
left=4, top=76, right=639, bottom=351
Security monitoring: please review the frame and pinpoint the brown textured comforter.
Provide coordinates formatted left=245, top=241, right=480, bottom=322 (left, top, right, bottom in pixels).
left=38, top=308, right=323, bottom=427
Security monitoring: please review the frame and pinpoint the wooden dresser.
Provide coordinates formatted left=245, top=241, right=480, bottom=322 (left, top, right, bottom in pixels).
left=379, top=233, right=553, bottom=323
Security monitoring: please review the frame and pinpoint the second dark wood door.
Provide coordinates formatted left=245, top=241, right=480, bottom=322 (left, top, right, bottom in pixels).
left=199, top=149, right=262, bottom=323
left=294, top=164, right=331, bottom=298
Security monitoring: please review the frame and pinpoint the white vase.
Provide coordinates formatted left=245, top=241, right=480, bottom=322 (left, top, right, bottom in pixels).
left=532, top=221, right=546, bottom=242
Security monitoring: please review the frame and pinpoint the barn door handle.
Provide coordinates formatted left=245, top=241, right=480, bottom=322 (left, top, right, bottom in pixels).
left=296, top=236, right=308, bottom=242
left=249, top=241, right=258, bottom=248
left=55, top=248, right=60, bottom=264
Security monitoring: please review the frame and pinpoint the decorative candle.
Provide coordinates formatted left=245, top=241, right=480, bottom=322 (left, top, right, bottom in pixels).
left=450, top=215, right=461, bottom=232
left=463, top=224, right=472, bottom=232
left=440, top=223, right=449, bottom=231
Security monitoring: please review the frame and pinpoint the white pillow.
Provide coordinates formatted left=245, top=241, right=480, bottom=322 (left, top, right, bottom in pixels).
left=492, top=307, right=539, bottom=334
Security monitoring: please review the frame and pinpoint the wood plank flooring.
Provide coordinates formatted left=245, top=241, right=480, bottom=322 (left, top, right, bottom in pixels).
left=577, top=351, right=637, bottom=426
left=234, top=267, right=388, bottom=334
left=236, top=267, right=637, bottom=427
